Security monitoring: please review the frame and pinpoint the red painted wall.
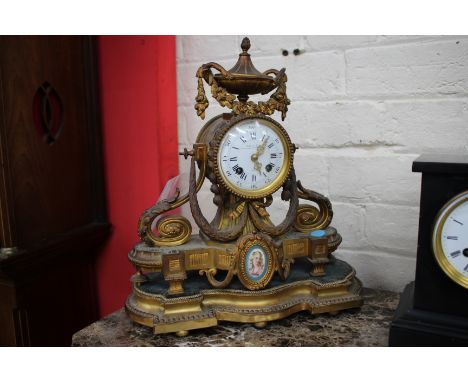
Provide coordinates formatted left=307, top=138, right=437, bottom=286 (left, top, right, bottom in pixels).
left=96, top=36, right=179, bottom=316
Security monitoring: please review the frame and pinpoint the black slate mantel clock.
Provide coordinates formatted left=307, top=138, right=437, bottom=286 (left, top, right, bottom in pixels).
left=389, top=154, right=468, bottom=346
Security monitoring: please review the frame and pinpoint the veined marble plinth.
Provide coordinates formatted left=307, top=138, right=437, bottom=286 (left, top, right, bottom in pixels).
left=72, top=288, right=398, bottom=346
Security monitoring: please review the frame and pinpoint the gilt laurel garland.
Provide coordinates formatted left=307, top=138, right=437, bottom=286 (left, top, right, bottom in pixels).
left=195, top=64, right=291, bottom=121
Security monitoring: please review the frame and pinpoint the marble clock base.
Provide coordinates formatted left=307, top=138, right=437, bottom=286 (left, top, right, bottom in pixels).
left=125, top=257, right=363, bottom=336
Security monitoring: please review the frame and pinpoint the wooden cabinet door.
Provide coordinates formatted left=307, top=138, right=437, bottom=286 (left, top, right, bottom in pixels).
left=0, top=36, right=109, bottom=346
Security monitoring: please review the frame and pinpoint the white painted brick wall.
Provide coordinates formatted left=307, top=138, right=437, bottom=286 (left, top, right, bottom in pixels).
left=176, top=35, right=468, bottom=292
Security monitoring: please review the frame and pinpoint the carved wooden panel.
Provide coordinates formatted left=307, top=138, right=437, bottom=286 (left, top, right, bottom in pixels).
left=0, top=36, right=108, bottom=346
left=0, top=36, right=104, bottom=248
left=32, top=81, right=65, bottom=145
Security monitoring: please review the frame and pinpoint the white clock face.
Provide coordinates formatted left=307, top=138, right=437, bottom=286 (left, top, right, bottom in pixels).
left=217, top=118, right=289, bottom=197
left=433, top=191, right=468, bottom=288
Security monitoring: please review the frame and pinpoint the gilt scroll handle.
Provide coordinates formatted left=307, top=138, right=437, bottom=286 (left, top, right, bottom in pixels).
left=137, top=144, right=208, bottom=246
left=294, top=180, right=333, bottom=232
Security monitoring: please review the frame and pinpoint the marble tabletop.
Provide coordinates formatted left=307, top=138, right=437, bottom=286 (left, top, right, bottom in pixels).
left=72, top=288, right=398, bottom=346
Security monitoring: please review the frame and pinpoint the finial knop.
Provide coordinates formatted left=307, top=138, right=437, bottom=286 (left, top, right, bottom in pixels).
left=241, top=37, right=251, bottom=53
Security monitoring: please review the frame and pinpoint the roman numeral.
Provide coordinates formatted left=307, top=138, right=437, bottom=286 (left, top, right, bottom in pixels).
left=447, top=236, right=458, bottom=240
left=226, top=171, right=232, bottom=176
left=453, top=219, right=463, bottom=225
left=232, top=146, right=239, bottom=150
left=230, top=157, right=237, bottom=161
left=267, top=143, right=274, bottom=149
left=270, top=153, right=277, bottom=158
left=250, top=131, right=256, bottom=140
left=240, top=136, right=247, bottom=143
left=261, top=134, right=266, bottom=142
left=251, top=174, right=256, bottom=182
left=450, top=250, right=461, bottom=258
left=240, top=172, right=247, bottom=180
left=464, top=264, right=468, bottom=272
left=274, top=138, right=279, bottom=143
left=233, top=164, right=239, bottom=171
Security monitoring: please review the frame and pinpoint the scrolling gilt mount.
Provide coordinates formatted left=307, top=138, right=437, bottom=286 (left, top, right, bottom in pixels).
left=126, top=37, right=363, bottom=336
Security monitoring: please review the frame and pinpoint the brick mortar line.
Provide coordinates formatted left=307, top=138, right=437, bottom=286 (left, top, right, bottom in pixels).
left=176, top=36, right=468, bottom=64
left=331, top=200, right=420, bottom=209
left=343, top=36, right=468, bottom=54
left=335, top=247, right=417, bottom=260
left=176, top=94, right=468, bottom=108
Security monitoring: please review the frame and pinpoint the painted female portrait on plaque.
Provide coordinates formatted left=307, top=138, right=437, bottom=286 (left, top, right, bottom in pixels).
left=245, top=245, right=267, bottom=281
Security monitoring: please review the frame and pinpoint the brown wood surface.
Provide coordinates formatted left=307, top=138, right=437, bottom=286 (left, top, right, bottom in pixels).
left=0, top=36, right=109, bottom=346
left=0, top=36, right=100, bottom=247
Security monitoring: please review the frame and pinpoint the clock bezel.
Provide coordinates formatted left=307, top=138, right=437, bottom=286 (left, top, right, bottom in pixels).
left=212, top=114, right=294, bottom=199
left=432, top=190, right=468, bottom=289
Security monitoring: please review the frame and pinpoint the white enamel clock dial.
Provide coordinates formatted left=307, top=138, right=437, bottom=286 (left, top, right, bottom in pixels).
left=217, top=118, right=291, bottom=199
left=432, top=190, right=468, bottom=289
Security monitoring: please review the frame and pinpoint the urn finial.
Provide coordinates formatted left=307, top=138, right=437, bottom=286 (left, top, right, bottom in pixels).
left=241, top=37, right=251, bottom=54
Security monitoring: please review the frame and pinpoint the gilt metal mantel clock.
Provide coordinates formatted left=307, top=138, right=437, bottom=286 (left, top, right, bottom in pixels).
left=125, top=38, right=363, bottom=336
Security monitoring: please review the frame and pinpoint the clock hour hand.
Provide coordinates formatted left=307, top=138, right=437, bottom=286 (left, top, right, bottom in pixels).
left=254, top=159, right=262, bottom=174
left=251, top=136, right=268, bottom=174
left=256, top=136, right=269, bottom=157
left=251, top=152, right=263, bottom=174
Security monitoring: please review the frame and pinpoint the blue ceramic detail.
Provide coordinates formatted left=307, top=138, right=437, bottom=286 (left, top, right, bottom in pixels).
left=309, top=230, right=326, bottom=238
